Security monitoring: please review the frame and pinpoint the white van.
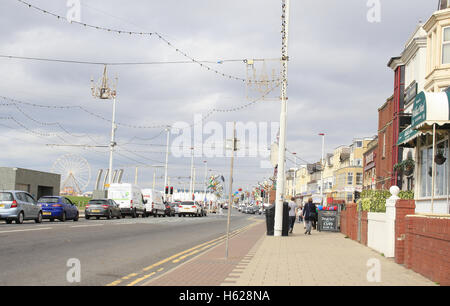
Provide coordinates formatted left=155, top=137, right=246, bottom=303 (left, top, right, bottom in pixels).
left=108, top=183, right=146, bottom=218
left=141, top=189, right=166, bottom=217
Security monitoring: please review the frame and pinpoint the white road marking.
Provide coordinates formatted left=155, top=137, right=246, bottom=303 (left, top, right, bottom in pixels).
left=71, top=224, right=104, bottom=228
left=0, top=227, right=53, bottom=234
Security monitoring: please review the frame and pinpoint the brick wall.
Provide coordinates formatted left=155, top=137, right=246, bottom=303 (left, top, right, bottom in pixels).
left=361, top=211, right=368, bottom=246
left=395, top=200, right=416, bottom=264
left=404, top=215, right=450, bottom=286
left=340, top=203, right=358, bottom=240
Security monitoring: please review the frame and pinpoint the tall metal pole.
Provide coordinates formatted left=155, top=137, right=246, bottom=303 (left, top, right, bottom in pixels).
left=135, top=166, right=138, bottom=185
left=320, top=133, right=325, bottom=205
left=293, top=153, right=297, bottom=197
left=203, top=160, right=209, bottom=210
left=108, top=98, right=117, bottom=187
left=226, top=122, right=237, bottom=258
left=163, top=127, right=171, bottom=201
left=193, top=167, right=196, bottom=200
left=152, top=169, right=156, bottom=190
left=189, top=147, right=194, bottom=196
left=274, top=0, right=290, bottom=237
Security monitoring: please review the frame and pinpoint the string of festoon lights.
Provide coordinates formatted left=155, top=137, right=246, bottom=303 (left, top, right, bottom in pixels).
left=14, top=0, right=280, bottom=85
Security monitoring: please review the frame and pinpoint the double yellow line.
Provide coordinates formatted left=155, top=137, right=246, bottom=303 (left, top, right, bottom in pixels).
left=106, top=220, right=260, bottom=286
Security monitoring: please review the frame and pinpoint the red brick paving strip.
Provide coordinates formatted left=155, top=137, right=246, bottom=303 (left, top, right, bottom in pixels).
left=145, top=222, right=266, bottom=286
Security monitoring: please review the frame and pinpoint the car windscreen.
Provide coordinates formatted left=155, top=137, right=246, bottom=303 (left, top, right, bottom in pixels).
left=38, top=197, right=59, bottom=203
left=88, top=200, right=108, bottom=205
left=0, top=192, right=13, bottom=201
left=181, top=202, right=195, bottom=206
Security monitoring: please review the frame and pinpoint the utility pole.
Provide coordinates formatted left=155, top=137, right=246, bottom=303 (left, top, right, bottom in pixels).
left=91, top=65, right=118, bottom=189
left=319, top=133, right=325, bottom=206
left=193, top=167, right=196, bottom=200
left=163, top=126, right=171, bottom=202
left=274, top=0, right=291, bottom=237
left=226, top=122, right=238, bottom=259
left=189, top=147, right=194, bottom=197
left=203, top=160, right=209, bottom=211
left=292, top=152, right=297, bottom=197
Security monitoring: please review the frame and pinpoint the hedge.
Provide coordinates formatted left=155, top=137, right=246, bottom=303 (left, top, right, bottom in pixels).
left=358, top=190, right=414, bottom=213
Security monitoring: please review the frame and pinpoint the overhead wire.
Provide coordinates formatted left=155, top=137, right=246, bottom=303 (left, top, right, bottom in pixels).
left=14, top=0, right=280, bottom=84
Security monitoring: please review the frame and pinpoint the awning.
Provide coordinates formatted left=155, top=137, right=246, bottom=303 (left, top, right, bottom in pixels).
left=412, top=91, right=450, bottom=131
left=397, top=91, right=450, bottom=146
left=398, top=125, right=420, bottom=146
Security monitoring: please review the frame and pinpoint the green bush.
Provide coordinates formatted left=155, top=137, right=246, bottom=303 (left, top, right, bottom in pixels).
left=358, top=189, right=414, bottom=212
left=66, top=196, right=91, bottom=208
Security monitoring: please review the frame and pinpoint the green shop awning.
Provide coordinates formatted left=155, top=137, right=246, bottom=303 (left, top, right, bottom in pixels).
left=398, top=125, right=420, bottom=146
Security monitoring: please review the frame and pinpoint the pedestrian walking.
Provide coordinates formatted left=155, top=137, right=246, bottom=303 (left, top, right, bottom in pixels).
left=297, top=205, right=303, bottom=223
left=303, top=198, right=317, bottom=235
left=288, top=197, right=298, bottom=234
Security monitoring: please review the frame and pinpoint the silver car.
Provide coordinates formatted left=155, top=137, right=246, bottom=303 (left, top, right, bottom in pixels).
left=0, top=191, right=43, bottom=224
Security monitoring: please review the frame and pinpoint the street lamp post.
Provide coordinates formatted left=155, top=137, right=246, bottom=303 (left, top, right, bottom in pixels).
left=274, top=0, right=291, bottom=237
left=319, top=133, right=325, bottom=205
left=91, top=65, right=117, bottom=189
left=163, top=126, right=171, bottom=202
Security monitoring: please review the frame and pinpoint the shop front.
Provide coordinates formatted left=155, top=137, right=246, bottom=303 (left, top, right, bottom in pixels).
left=398, top=91, right=450, bottom=214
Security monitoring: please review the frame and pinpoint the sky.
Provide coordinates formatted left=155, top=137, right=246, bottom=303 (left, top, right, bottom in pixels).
left=0, top=0, right=439, bottom=195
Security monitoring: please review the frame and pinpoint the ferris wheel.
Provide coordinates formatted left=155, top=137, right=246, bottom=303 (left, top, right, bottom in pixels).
left=52, top=154, right=91, bottom=195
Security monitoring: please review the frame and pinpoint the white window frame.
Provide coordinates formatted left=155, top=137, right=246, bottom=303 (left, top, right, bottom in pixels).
left=418, top=135, right=449, bottom=199
left=443, top=27, right=450, bottom=65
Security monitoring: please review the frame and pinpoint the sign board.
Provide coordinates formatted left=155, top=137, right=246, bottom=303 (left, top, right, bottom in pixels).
left=318, top=210, right=339, bottom=232
left=404, top=81, right=418, bottom=105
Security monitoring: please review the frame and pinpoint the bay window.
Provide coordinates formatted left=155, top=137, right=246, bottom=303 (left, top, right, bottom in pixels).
left=443, top=27, right=450, bottom=64
left=419, top=134, right=449, bottom=198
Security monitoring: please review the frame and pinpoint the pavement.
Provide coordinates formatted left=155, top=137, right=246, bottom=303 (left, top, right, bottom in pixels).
left=144, top=219, right=437, bottom=286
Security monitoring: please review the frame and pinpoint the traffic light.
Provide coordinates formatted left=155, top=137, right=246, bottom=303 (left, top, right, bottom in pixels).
left=170, top=187, right=174, bottom=195
left=165, top=186, right=169, bottom=194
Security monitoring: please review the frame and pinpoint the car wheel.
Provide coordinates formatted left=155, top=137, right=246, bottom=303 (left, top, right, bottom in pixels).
left=179, top=214, right=182, bottom=217
left=107, top=210, right=112, bottom=220
left=35, top=212, right=42, bottom=224
left=60, top=212, right=67, bottom=222
left=132, top=209, right=137, bottom=218
left=16, top=212, right=24, bottom=224
left=153, top=210, right=157, bottom=218
left=6, top=219, right=13, bottom=224
left=142, top=210, right=147, bottom=218
left=73, top=212, right=79, bottom=222
left=85, top=215, right=90, bottom=220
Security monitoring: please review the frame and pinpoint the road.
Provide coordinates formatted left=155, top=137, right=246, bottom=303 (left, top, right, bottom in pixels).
left=0, top=211, right=263, bottom=286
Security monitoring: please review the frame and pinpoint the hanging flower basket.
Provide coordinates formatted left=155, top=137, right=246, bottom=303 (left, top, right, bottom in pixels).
left=435, top=150, right=446, bottom=165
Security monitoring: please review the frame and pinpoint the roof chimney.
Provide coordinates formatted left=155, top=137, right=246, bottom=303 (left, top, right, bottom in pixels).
left=439, top=0, right=449, bottom=10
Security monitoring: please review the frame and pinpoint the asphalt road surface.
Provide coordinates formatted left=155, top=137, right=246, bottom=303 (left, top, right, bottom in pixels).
left=0, top=211, right=263, bottom=286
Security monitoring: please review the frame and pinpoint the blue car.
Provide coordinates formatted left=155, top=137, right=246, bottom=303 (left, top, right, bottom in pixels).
left=37, top=196, right=79, bottom=222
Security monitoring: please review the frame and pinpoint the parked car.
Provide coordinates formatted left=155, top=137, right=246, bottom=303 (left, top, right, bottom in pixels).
left=142, top=189, right=165, bottom=217
left=85, top=199, right=121, bottom=220
left=0, top=191, right=42, bottom=224
left=178, top=201, right=203, bottom=217
left=108, top=183, right=146, bottom=218
left=37, top=196, right=79, bottom=222
left=164, top=202, right=176, bottom=217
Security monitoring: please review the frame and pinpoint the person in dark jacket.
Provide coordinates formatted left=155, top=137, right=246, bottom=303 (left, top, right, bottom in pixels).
left=302, top=198, right=316, bottom=235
